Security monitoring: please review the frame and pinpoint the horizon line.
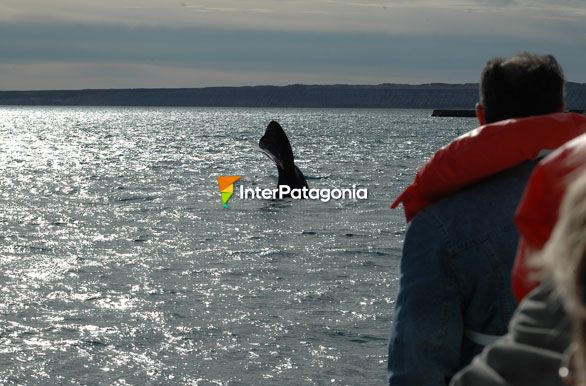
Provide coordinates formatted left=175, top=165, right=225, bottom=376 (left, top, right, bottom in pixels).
left=1, top=81, right=584, bottom=93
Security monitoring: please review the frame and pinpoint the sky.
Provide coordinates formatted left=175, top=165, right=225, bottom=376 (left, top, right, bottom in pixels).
left=0, top=0, right=585, bottom=90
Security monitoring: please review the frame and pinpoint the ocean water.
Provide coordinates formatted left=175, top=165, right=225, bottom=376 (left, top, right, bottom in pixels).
left=0, top=107, right=476, bottom=385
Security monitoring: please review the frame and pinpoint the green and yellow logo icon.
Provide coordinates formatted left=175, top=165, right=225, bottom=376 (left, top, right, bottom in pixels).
left=217, top=176, right=241, bottom=208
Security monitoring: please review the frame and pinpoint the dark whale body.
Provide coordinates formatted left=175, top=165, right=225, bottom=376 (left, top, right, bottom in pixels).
left=259, top=121, right=308, bottom=190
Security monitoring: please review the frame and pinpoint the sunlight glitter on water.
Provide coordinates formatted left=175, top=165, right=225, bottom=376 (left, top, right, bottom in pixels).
left=0, top=107, right=475, bottom=385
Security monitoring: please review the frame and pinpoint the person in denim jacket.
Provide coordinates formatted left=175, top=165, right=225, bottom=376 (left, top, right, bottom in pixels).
left=388, top=52, right=567, bottom=386
left=451, top=135, right=586, bottom=386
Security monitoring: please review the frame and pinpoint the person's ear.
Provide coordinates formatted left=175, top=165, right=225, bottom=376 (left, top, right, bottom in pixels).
left=475, top=103, right=486, bottom=125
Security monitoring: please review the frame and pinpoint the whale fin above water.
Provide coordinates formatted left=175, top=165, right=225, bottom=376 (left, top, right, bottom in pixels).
left=259, top=121, right=309, bottom=190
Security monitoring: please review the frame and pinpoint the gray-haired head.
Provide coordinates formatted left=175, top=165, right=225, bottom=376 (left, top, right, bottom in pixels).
left=479, top=52, right=565, bottom=124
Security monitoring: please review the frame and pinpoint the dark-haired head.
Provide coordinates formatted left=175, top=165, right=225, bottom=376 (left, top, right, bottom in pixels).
left=476, top=52, right=565, bottom=124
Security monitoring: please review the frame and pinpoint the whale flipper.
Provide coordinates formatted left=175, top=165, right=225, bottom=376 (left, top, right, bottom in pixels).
left=259, top=121, right=309, bottom=190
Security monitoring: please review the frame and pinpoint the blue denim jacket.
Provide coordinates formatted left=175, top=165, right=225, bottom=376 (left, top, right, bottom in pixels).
left=388, top=160, right=538, bottom=386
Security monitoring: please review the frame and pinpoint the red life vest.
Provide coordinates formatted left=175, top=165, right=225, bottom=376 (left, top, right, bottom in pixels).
left=513, top=132, right=586, bottom=301
left=391, top=113, right=586, bottom=222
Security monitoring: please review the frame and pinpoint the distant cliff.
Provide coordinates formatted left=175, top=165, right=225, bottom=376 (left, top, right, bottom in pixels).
left=1, top=83, right=585, bottom=110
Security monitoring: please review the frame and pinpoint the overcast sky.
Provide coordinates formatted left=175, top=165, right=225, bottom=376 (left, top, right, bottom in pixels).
left=1, top=0, right=585, bottom=90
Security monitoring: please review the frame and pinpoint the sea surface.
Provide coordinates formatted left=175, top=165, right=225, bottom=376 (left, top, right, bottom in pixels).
left=0, top=107, right=476, bottom=385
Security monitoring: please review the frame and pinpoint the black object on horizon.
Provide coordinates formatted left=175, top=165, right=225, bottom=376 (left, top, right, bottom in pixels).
left=431, top=109, right=585, bottom=117
left=431, top=109, right=477, bottom=117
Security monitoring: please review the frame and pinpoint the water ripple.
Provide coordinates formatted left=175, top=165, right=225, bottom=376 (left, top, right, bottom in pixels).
left=0, top=106, right=476, bottom=385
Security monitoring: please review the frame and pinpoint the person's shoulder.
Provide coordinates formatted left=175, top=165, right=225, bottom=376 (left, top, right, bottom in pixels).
left=434, top=160, right=536, bottom=213
left=415, top=160, right=538, bottom=237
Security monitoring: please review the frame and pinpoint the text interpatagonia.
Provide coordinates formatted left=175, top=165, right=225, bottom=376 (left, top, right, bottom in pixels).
left=239, top=184, right=368, bottom=202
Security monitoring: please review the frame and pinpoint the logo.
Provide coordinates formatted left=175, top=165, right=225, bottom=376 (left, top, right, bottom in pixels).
left=217, top=174, right=368, bottom=207
left=217, top=176, right=241, bottom=208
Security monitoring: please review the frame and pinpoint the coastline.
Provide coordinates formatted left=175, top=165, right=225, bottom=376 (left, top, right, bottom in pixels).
left=1, top=83, right=585, bottom=110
